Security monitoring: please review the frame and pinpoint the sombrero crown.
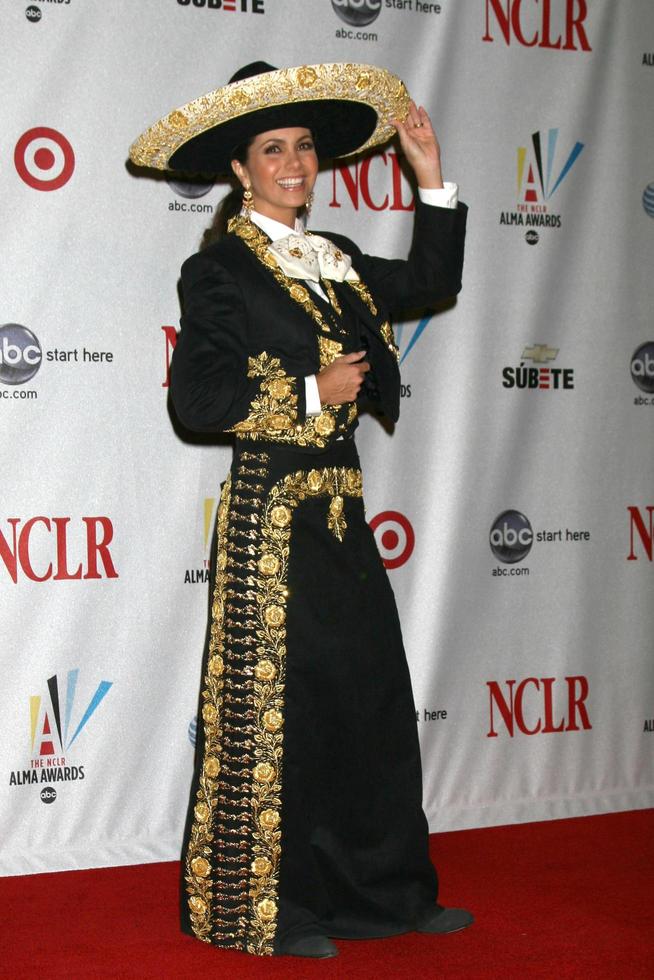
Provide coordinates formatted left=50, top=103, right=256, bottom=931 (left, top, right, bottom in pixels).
left=129, top=61, right=411, bottom=174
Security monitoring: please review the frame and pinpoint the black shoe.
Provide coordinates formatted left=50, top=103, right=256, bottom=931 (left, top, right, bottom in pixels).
left=279, top=934, right=339, bottom=958
left=416, top=904, right=474, bottom=934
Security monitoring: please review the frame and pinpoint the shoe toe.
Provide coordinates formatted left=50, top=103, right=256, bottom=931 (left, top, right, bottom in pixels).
left=417, top=905, right=474, bottom=934
left=280, top=935, right=339, bottom=958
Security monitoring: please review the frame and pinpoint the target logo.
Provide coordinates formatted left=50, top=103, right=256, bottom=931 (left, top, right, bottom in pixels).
left=370, top=510, right=415, bottom=569
left=14, top=127, right=75, bottom=191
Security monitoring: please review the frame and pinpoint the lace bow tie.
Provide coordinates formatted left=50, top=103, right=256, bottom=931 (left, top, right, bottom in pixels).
left=267, top=233, right=359, bottom=284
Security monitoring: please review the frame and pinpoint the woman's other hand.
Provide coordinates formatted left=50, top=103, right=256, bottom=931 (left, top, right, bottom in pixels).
left=317, top=351, right=370, bottom=405
left=392, top=100, right=443, bottom=189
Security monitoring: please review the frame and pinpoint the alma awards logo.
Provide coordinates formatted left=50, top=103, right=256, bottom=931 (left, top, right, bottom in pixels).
left=500, top=128, right=584, bottom=243
left=9, top=669, right=113, bottom=796
left=184, top=497, right=215, bottom=584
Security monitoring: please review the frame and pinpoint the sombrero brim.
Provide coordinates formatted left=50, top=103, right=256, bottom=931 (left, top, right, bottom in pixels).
left=129, top=63, right=411, bottom=175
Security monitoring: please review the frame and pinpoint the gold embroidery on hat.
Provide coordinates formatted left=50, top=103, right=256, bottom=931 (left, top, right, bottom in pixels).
left=129, top=64, right=411, bottom=170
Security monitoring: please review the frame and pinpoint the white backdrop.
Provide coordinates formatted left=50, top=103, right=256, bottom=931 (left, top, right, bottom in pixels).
left=1, top=0, right=653, bottom=876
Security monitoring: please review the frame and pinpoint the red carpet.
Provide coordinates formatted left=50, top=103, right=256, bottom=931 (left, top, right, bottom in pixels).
left=2, top=810, right=652, bottom=979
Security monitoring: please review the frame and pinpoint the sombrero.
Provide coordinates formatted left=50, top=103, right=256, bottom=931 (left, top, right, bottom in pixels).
left=129, top=61, right=411, bottom=174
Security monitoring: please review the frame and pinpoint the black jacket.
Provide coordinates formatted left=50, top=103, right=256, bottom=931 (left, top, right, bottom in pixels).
left=171, top=199, right=467, bottom=439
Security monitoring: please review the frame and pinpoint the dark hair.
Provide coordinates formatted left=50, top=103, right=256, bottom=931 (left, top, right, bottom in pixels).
left=200, top=138, right=253, bottom=249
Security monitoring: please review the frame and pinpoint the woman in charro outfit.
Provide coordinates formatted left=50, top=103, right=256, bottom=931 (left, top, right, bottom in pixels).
left=130, top=61, right=470, bottom=959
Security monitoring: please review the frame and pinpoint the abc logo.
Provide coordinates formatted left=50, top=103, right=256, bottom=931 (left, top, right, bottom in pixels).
left=188, top=716, right=198, bottom=747
left=525, top=230, right=539, bottom=246
left=40, top=786, right=57, bottom=804
left=0, top=323, right=42, bottom=385
left=630, top=341, right=654, bottom=394
left=26, top=5, right=42, bottom=21
left=643, top=182, right=654, bottom=219
left=331, top=0, right=382, bottom=27
left=489, top=510, right=533, bottom=563
left=167, top=176, right=214, bottom=200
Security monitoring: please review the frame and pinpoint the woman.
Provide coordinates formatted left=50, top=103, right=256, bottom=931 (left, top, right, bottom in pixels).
left=130, top=61, right=470, bottom=959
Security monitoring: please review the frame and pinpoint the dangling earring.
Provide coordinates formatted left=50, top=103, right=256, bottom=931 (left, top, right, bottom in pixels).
left=305, top=190, right=314, bottom=217
left=242, top=185, right=253, bottom=216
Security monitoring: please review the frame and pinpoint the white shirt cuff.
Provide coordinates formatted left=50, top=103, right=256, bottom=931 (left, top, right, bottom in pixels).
left=304, top=374, right=322, bottom=416
left=418, top=182, right=458, bottom=209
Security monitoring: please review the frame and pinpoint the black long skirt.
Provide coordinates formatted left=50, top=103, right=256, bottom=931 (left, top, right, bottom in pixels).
left=180, top=437, right=438, bottom=956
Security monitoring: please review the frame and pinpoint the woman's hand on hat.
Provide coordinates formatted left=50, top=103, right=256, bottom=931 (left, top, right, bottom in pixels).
left=317, top=351, right=370, bottom=406
left=392, top=101, right=443, bottom=189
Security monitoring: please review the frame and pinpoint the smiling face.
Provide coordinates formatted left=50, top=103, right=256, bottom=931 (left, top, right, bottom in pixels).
left=231, top=127, right=318, bottom=227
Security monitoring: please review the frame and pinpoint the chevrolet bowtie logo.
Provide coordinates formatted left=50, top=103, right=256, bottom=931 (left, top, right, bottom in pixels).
left=522, top=344, right=559, bottom=363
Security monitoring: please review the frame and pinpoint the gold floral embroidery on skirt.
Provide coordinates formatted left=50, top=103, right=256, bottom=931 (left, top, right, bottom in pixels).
left=247, top=464, right=363, bottom=953
left=185, top=474, right=232, bottom=943
left=184, top=457, right=363, bottom=956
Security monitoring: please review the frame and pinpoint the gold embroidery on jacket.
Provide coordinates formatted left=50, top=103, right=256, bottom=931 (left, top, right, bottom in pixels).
left=227, top=351, right=346, bottom=448
left=379, top=321, right=400, bottom=362
left=318, top=336, right=344, bottom=367
left=231, top=214, right=397, bottom=364
left=228, top=214, right=416, bottom=442
left=228, top=353, right=299, bottom=437
left=347, top=277, right=378, bottom=316
left=347, top=279, right=400, bottom=362
left=229, top=215, right=333, bottom=335
left=321, top=278, right=343, bottom=316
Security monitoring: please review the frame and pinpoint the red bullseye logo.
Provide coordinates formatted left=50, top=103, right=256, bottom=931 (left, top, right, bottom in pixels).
left=14, top=127, right=75, bottom=191
left=370, top=510, right=415, bottom=569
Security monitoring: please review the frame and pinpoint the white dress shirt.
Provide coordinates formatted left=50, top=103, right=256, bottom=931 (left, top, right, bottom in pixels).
left=249, top=183, right=459, bottom=416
